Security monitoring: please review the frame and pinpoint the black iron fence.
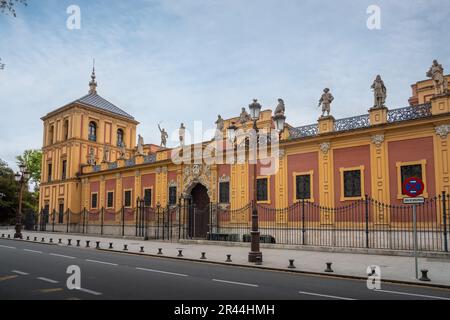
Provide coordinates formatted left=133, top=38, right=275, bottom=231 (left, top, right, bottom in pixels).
left=33, top=192, right=450, bottom=253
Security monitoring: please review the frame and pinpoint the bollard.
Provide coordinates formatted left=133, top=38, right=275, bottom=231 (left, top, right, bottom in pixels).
left=58, top=239, right=62, bottom=244
left=96, top=241, right=100, bottom=249
left=76, top=240, right=80, bottom=247
left=140, top=246, right=144, bottom=253
left=1, top=234, right=4, bottom=238
left=178, top=250, right=183, bottom=257
left=255, top=256, right=262, bottom=265
left=324, top=262, right=334, bottom=273
left=68, top=239, right=72, bottom=246
left=368, top=267, right=376, bottom=276
left=419, top=269, right=431, bottom=282
left=26, top=236, right=30, bottom=241
left=158, top=248, right=163, bottom=255
left=200, top=252, right=207, bottom=260
left=50, top=238, right=53, bottom=243
left=86, top=240, right=90, bottom=248
left=123, top=244, right=128, bottom=251
left=226, top=254, right=232, bottom=262
left=288, top=259, right=296, bottom=269
left=8, top=234, right=11, bottom=238
left=41, top=238, right=45, bottom=242
left=34, top=237, right=37, bottom=242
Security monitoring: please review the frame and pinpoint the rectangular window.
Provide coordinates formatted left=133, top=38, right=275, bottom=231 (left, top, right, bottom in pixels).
left=107, top=191, right=114, bottom=209
left=47, top=163, right=52, bottom=182
left=343, top=170, right=362, bottom=198
left=91, top=193, right=98, bottom=209
left=144, top=189, right=152, bottom=207
left=296, top=174, right=311, bottom=200
left=401, top=164, right=422, bottom=195
left=219, top=182, right=230, bottom=203
left=58, top=203, right=64, bottom=224
left=256, top=178, right=269, bottom=202
left=169, top=186, right=177, bottom=205
left=124, top=190, right=132, bottom=208
left=61, top=160, right=67, bottom=180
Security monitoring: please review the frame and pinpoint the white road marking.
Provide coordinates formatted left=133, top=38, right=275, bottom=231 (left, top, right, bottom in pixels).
left=23, top=249, right=42, bottom=254
left=77, top=288, right=103, bottom=296
left=37, top=277, right=59, bottom=284
left=12, top=270, right=29, bottom=275
left=136, top=267, right=188, bottom=277
left=86, top=259, right=118, bottom=266
left=0, top=244, right=16, bottom=249
left=374, top=289, right=450, bottom=300
left=212, top=279, right=259, bottom=287
left=298, top=291, right=356, bottom=300
left=50, top=253, right=76, bottom=259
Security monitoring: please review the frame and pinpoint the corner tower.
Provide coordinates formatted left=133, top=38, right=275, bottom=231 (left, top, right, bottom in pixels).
left=39, top=66, right=139, bottom=216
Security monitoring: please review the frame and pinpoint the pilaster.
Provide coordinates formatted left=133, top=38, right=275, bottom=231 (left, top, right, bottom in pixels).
left=318, top=142, right=334, bottom=224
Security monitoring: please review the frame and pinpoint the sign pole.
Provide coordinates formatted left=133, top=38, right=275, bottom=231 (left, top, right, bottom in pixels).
left=413, top=204, right=418, bottom=280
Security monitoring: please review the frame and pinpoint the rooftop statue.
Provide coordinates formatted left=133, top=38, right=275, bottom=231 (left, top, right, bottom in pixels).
left=137, top=134, right=145, bottom=156
left=239, top=107, right=251, bottom=125
left=274, top=98, right=285, bottom=116
left=118, top=141, right=126, bottom=159
left=179, top=123, right=186, bottom=147
left=318, top=88, right=334, bottom=117
left=158, top=123, right=168, bottom=148
left=215, top=115, right=224, bottom=131
left=87, top=147, right=96, bottom=166
left=427, top=59, right=448, bottom=95
left=371, top=75, right=387, bottom=109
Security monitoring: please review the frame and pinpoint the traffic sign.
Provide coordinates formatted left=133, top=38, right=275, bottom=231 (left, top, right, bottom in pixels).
left=403, top=177, right=424, bottom=198
left=403, top=197, right=425, bottom=204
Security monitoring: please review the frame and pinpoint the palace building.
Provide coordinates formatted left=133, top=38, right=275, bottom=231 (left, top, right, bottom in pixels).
left=38, top=62, right=450, bottom=250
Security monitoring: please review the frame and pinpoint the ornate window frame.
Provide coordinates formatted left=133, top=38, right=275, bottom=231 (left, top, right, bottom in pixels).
left=256, top=176, right=271, bottom=204
left=106, top=190, right=115, bottom=209
left=339, top=165, right=365, bottom=201
left=293, top=170, right=314, bottom=203
left=396, top=159, right=428, bottom=199
left=90, top=192, right=99, bottom=209
left=143, top=187, right=153, bottom=207
left=218, top=175, right=230, bottom=205
left=123, top=189, right=133, bottom=208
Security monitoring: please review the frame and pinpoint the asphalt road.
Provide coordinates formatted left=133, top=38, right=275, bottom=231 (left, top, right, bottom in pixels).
left=1, top=238, right=450, bottom=300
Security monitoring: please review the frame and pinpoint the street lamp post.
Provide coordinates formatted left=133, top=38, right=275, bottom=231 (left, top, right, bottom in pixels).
left=14, top=164, right=30, bottom=239
left=229, top=99, right=286, bottom=263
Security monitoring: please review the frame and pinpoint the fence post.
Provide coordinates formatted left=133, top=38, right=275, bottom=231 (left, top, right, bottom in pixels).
left=365, top=195, right=369, bottom=249
left=52, top=209, right=55, bottom=232
left=443, top=191, right=448, bottom=252
left=135, top=198, right=139, bottom=237
left=101, top=207, right=104, bottom=236
left=301, top=199, right=305, bottom=245
left=178, top=198, right=182, bottom=240
left=122, top=206, right=125, bottom=237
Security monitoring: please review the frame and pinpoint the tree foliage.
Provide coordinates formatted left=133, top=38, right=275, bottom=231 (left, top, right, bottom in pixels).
left=16, top=149, right=42, bottom=188
left=0, top=0, right=27, bottom=17
left=0, top=159, right=38, bottom=224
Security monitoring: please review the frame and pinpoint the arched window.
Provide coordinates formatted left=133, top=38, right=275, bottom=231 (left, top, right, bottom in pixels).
left=88, top=122, right=97, bottom=141
left=117, top=129, right=124, bottom=146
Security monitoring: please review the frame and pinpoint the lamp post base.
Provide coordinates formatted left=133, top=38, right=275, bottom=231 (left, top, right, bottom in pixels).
left=14, top=224, right=22, bottom=239
left=248, top=251, right=263, bottom=263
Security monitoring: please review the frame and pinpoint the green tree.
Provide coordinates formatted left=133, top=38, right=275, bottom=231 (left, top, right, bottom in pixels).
left=0, top=0, right=27, bottom=17
left=16, top=149, right=42, bottom=189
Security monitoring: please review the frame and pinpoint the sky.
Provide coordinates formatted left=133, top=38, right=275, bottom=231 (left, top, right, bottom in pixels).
left=0, top=0, right=449, bottom=170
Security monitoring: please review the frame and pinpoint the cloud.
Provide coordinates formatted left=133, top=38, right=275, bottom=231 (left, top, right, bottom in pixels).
left=0, top=0, right=449, bottom=168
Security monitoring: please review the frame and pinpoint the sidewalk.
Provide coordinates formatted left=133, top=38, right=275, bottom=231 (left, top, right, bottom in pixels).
left=3, top=230, right=450, bottom=287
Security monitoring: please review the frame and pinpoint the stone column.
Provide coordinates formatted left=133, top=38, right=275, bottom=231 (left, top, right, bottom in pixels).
left=318, top=116, right=335, bottom=134
left=369, top=107, right=388, bottom=126
left=318, top=142, right=334, bottom=225
left=369, top=134, right=390, bottom=225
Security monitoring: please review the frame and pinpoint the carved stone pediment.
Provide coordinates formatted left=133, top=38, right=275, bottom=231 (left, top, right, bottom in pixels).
left=183, top=164, right=212, bottom=198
